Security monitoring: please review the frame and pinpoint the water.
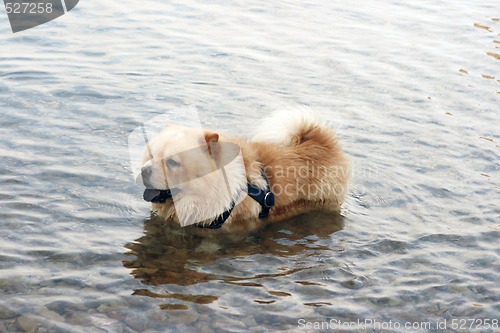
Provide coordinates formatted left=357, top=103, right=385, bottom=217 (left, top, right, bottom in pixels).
left=0, top=0, right=498, bottom=332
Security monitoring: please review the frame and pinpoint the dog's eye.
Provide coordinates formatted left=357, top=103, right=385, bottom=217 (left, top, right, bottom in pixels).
left=165, top=158, right=181, bottom=168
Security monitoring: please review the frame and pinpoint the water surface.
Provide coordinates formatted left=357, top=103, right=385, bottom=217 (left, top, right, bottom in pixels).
left=0, top=0, right=498, bottom=332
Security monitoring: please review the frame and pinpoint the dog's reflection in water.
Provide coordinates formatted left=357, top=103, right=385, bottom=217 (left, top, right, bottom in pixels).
left=123, top=211, right=344, bottom=307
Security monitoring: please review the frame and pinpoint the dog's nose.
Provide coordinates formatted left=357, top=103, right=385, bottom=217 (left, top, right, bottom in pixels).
left=141, top=165, right=152, bottom=177
left=140, top=165, right=155, bottom=188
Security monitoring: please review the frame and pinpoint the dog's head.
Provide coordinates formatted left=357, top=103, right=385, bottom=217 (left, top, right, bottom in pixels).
left=139, top=125, right=246, bottom=226
left=140, top=125, right=220, bottom=193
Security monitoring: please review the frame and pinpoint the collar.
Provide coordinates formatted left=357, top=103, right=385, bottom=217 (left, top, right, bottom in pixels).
left=199, top=169, right=275, bottom=229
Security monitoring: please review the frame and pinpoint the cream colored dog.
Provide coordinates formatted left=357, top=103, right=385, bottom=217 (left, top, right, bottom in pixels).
left=140, top=109, right=349, bottom=232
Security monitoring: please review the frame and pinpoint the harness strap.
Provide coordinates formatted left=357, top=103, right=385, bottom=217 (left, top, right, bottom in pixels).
left=247, top=170, right=275, bottom=218
left=199, top=169, right=275, bottom=229
left=198, top=206, right=235, bottom=229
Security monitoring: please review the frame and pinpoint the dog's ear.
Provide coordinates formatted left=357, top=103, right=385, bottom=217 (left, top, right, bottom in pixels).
left=204, top=131, right=219, bottom=157
left=204, top=131, right=219, bottom=145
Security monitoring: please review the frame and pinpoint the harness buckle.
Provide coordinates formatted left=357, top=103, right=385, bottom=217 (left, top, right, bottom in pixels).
left=263, top=191, right=275, bottom=208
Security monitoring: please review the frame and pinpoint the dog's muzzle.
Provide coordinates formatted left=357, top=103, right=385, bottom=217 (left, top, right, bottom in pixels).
left=143, top=188, right=180, bottom=203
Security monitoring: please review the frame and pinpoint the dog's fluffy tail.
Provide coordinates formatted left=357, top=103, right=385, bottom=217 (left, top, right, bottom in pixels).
left=252, top=108, right=323, bottom=146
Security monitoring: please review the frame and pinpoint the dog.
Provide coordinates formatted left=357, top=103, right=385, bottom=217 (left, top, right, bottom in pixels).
left=139, top=109, right=350, bottom=233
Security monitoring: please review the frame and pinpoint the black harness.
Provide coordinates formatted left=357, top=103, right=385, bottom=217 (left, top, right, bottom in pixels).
left=143, top=171, right=275, bottom=229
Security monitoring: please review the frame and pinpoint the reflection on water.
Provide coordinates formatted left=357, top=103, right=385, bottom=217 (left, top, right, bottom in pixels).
left=123, top=212, right=344, bottom=308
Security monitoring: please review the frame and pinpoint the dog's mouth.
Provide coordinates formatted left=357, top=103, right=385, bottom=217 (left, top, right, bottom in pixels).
left=143, top=188, right=181, bottom=203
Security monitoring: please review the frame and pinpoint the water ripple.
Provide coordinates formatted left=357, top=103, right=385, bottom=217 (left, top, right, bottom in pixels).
left=0, top=0, right=499, bottom=331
